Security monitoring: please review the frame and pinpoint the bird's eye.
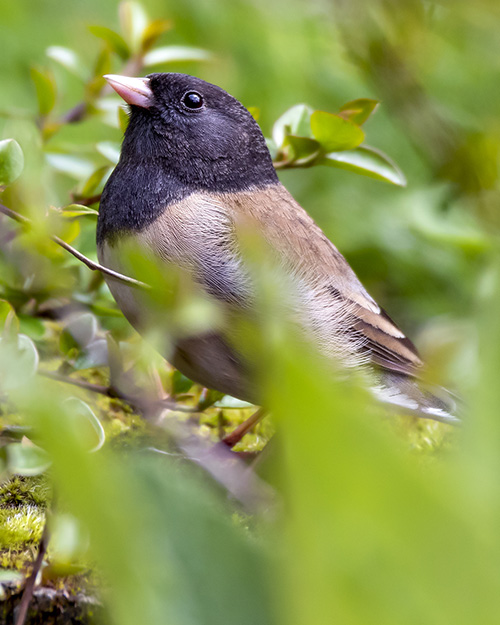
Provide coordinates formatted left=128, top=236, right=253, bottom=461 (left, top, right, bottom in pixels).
left=182, top=91, right=204, bottom=110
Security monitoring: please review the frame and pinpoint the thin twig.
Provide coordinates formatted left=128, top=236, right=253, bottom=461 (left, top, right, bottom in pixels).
left=40, top=370, right=111, bottom=396
left=39, top=370, right=198, bottom=413
left=222, top=407, right=266, bottom=448
left=0, top=202, right=149, bottom=290
left=60, top=102, right=87, bottom=125
left=14, top=523, right=49, bottom=625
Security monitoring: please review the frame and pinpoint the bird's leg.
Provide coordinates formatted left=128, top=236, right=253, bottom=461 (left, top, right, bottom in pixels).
left=222, top=407, right=266, bottom=448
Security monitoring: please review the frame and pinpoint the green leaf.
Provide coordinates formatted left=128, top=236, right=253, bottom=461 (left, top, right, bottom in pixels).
left=0, top=334, right=39, bottom=391
left=55, top=217, right=80, bottom=244
left=339, top=98, right=379, bottom=125
left=6, top=443, right=51, bottom=476
left=0, top=139, right=24, bottom=187
left=61, top=203, right=99, bottom=218
left=88, top=25, right=129, bottom=60
left=171, top=370, right=194, bottom=394
left=214, top=395, right=253, bottom=409
left=30, top=67, right=57, bottom=116
left=81, top=165, right=111, bottom=196
left=272, top=104, right=314, bottom=148
left=284, top=135, right=321, bottom=164
left=118, top=106, right=130, bottom=132
left=87, top=48, right=112, bottom=96
left=320, top=144, right=407, bottom=186
left=45, top=153, right=95, bottom=180
left=64, top=397, right=105, bottom=452
left=0, top=299, right=19, bottom=336
left=46, top=46, right=86, bottom=80
left=95, top=97, right=122, bottom=128
left=119, top=2, right=149, bottom=54
left=143, top=46, right=212, bottom=67
left=247, top=107, right=260, bottom=121
left=73, top=338, right=108, bottom=370
left=49, top=513, right=89, bottom=564
left=266, top=138, right=278, bottom=161
left=96, top=141, right=121, bottom=164
left=311, top=110, right=365, bottom=151
left=18, top=315, right=46, bottom=340
left=63, top=313, right=98, bottom=348
left=141, top=18, right=172, bottom=52
left=93, top=47, right=112, bottom=79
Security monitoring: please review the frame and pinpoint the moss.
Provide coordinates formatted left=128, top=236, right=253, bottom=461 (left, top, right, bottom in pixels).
left=0, top=548, right=36, bottom=571
left=0, top=505, right=45, bottom=550
left=0, top=476, right=50, bottom=570
left=0, top=475, right=52, bottom=509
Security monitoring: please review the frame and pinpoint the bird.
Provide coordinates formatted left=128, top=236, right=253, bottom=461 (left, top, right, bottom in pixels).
left=97, top=72, right=457, bottom=428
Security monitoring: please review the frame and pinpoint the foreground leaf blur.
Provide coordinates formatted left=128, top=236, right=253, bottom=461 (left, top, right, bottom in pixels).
left=1, top=0, right=500, bottom=623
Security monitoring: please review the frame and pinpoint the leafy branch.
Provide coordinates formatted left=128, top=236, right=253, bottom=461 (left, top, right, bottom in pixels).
left=0, top=202, right=148, bottom=289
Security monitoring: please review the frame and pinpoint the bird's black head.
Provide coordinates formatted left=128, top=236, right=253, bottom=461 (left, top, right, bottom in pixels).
left=106, top=72, right=278, bottom=192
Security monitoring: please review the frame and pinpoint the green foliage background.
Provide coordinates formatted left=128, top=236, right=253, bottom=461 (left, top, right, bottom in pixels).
left=1, top=0, right=500, bottom=623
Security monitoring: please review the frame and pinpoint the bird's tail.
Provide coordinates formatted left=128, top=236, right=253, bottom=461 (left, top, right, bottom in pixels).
left=371, top=371, right=460, bottom=425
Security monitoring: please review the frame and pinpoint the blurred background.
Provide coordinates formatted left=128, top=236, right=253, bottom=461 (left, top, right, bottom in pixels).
left=1, top=0, right=500, bottom=623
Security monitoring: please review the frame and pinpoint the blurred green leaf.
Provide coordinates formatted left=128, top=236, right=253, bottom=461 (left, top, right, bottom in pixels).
left=272, top=104, right=314, bottom=148
left=320, top=144, right=407, bottom=186
left=171, top=369, right=194, bottom=394
left=18, top=315, right=46, bottom=340
left=25, top=386, right=275, bottom=625
left=0, top=334, right=39, bottom=391
left=6, top=442, right=51, bottom=476
left=0, top=139, right=24, bottom=186
left=45, top=153, right=95, bottom=180
left=81, top=165, right=111, bottom=196
left=30, top=67, right=57, bottom=116
left=339, top=98, right=379, bottom=125
left=119, top=1, right=149, bottom=54
left=266, top=138, right=279, bottom=161
left=118, top=105, right=130, bottom=132
left=61, top=203, right=99, bottom=218
left=247, top=106, right=260, bottom=121
left=46, top=46, right=86, bottom=80
left=143, top=45, right=212, bottom=67
left=73, top=338, right=108, bottom=370
left=64, top=397, right=105, bottom=452
left=55, top=217, right=80, bottom=244
left=96, top=141, right=121, bottom=164
left=409, top=194, right=487, bottom=251
left=0, top=300, right=19, bottom=336
left=95, top=97, right=123, bottom=128
left=3, top=3, right=500, bottom=623
left=48, top=513, right=89, bottom=565
left=214, top=395, right=253, bottom=409
left=141, top=18, right=172, bottom=52
left=93, top=47, right=112, bottom=80
left=63, top=313, right=98, bottom=348
left=311, top=110, right=365, bottom=151
left=88, top=25, right=129, bottom=60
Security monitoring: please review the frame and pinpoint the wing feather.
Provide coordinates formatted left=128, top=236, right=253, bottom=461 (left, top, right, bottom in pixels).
left=232, top=185, right=423, bottom=377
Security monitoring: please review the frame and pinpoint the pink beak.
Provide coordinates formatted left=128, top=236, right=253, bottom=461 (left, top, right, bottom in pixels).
left=104, top=74, right=153, bottom=108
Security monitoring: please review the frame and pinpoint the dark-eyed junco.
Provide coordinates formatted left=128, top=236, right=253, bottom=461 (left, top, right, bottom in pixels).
left=98, top=73, right=457, bottom=425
